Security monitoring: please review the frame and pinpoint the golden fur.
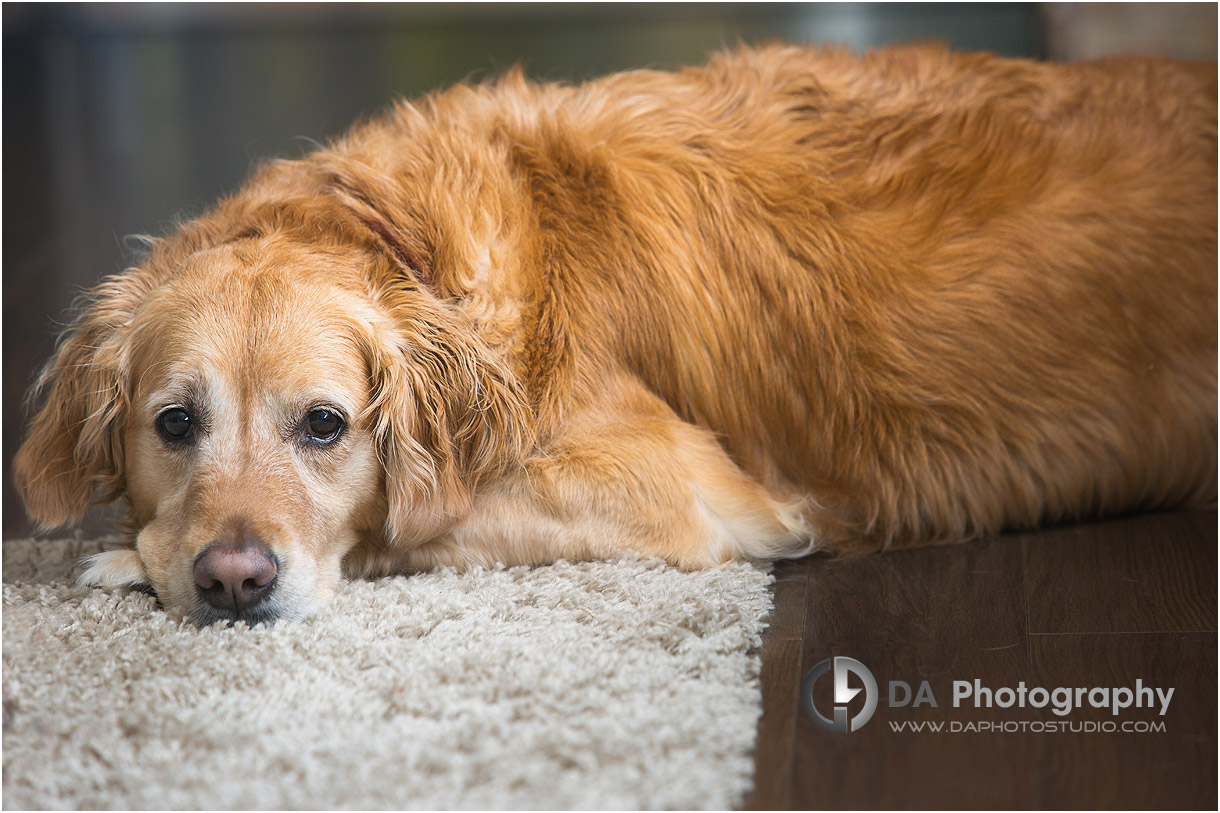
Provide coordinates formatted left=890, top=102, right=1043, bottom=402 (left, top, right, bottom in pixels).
left=15, top=45, right=1217, bottom=624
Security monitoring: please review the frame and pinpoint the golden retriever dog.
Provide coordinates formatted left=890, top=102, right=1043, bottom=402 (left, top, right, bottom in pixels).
left=14, top=45, right=1217, bottom=625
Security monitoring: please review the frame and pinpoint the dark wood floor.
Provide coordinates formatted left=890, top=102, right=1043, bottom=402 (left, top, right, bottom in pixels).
left=746, top=509, right=1217, bottom=810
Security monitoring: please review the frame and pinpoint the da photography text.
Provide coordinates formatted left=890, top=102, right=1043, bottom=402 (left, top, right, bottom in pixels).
left=802, top=656, right=1174, bottom=734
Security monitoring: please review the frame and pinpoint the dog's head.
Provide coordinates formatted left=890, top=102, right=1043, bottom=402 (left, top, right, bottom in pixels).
left=14, top=154, right=533, bottom=625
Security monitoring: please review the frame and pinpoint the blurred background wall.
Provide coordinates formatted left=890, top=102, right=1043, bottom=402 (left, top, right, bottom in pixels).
left=3, top=2, right=1214, bottom=539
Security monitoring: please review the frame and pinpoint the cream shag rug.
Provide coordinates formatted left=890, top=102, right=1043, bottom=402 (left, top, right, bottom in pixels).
left=2, top=537, right=773, bottom=809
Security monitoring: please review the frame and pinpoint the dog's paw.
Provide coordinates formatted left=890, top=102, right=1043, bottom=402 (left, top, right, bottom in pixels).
left=768, top=497, right=821, bottom=559
left=78, top=549, right=150, bottom=589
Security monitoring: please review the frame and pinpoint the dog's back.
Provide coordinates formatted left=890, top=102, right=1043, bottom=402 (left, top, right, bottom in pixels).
left=529, top=45, right=1217, bottom=550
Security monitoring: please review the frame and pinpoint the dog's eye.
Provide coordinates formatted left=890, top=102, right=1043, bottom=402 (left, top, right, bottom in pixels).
left=303, top=409, right=345, bottom=443
left=156, top=408, right=195, bottom=443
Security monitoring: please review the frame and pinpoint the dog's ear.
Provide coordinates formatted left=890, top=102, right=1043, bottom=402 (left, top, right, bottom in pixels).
left=361, top=286, right=534, bottom=545
left=319, top=157, right=534, bottom=542
left=13, top=277, right=136, bottom=529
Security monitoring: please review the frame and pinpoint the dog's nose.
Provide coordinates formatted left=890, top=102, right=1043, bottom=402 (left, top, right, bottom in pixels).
left=193, top=542, right=278, bottom=613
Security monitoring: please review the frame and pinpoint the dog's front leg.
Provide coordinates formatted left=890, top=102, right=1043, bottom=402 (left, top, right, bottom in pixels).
left=401, top=385, right=816, bottom=572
